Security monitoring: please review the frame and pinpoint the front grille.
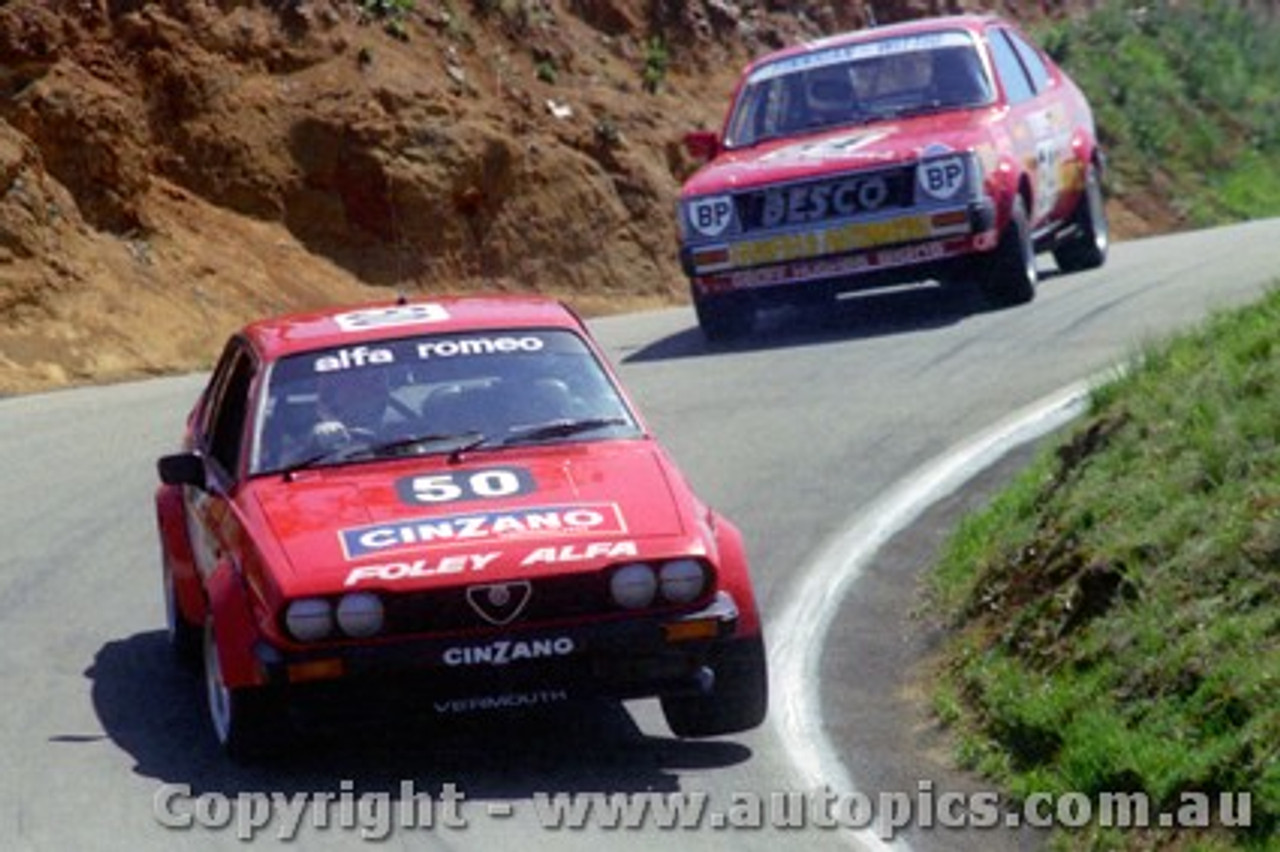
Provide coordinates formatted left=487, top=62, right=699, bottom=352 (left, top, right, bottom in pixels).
left=735, top=165, right=915, bottom=233
left=382, top=572, right=610, bottom=635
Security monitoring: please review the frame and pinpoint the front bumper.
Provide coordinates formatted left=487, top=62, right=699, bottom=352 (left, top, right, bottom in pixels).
left=252, top=592, right=746, bottom=723
left=682, top=199, right=998, bottom=296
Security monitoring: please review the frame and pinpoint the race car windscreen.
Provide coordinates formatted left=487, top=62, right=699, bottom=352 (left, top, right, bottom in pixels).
left=251, top=329, right=643, bottom=474
left=724, top=30, right=993, bottom=148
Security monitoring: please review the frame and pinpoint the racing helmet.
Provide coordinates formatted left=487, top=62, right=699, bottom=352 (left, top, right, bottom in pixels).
left=805, top=66, right=856, bottom=124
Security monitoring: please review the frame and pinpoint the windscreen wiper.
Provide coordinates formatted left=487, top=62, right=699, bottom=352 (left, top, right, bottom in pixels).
left=499, top=417, right=631, bottom=446
left=278, top=431, right=489, bottom=478
left=367, top=431, right=489, bottom=459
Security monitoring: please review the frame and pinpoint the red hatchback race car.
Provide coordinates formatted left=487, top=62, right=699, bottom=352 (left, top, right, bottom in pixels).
left=679, top=14, right=1109, bottom=339
left=154, top=297, right=767, bottom=759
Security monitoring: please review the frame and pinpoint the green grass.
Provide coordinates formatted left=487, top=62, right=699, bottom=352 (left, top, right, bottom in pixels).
left=926, top=287, right=1280, bottom=849
left=1035, top=0, right=1280, bottom=228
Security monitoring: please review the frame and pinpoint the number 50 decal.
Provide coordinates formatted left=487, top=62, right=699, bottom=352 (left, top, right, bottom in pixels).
left=396, top=467, right=535, bottom=505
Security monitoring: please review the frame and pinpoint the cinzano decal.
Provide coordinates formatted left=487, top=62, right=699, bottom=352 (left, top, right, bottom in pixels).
left=339, top=504, right=627, bottom=560
left=442, top=637, right=576, bottom=667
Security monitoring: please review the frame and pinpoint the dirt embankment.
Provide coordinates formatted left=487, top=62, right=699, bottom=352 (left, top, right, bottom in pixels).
left=0, top=0, right=1158, bottom=394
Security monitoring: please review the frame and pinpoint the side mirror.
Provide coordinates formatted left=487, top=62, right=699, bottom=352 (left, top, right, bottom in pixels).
left=684, top=130, right=720, bottom=161
left=158, top=452, right=206, bottom=489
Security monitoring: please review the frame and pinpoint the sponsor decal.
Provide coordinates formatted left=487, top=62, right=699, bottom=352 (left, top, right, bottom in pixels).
left=748, top=31, right=975, bottom=83
left=343, top=552, right=501, bottom=588
left=442, top=636, right=575, bottom=667
left=757, top=131, right=888, bottom=165
left=396, top=467, right=535, bottom=505
left=712, top=238, right=961, bottom=290
left=339, top=503, right=626, bottom=560
left=521, top=540, right=639, bottom=566
left=918, top=156, right=968, bottom=201
left=415, top=336, right=543, bottom=359
left=757, top=175, right=890, bottom=228
left=433, top=689, right=570, bottom=714
left=727, top=215, right=932, bottom=269
left=333, top=304, right=449, bottom=332
left=687, top=195, right=735, bottom=237
left=466, top=580, right=532, bottom=625
left=313, top=345, right=396, bottom=372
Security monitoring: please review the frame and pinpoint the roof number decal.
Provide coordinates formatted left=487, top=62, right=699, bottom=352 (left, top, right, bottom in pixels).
left=334, top=304, right=450, bottom=332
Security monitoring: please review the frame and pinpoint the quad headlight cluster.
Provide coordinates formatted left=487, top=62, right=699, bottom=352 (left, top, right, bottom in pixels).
left=609, top=559, right=709, bottom=610
left=285, top=593, right=384, bottom=642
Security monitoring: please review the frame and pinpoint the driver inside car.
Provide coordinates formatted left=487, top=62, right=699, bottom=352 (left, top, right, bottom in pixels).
left=311, top=368, right=392, bottom=450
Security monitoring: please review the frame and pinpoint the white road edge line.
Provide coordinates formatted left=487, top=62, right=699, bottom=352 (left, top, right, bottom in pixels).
left=767, top=377, right=1104, bottom=852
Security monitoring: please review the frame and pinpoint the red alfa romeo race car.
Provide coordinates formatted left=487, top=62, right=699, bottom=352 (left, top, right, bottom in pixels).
left=679, top=14, right=1109, bottom=339
left=154, top=297, right=767, bottom=759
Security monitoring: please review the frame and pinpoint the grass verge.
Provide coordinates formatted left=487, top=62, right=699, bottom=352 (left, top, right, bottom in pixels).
left=925, top=286, right=1280, bottom=849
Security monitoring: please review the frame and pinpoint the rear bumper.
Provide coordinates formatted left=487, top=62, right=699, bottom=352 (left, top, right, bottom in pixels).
left=249, top=592, right=749, bottom=724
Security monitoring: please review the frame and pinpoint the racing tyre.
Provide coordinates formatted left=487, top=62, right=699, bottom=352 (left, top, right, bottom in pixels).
left=694, top=291, right=755, bottom=342
left=203, top=620, right=288, bottom=762
left=661, top=635, right=768, bottom=737
left=1053, top=160, right=1109, bottom=273
left=163, top=557, right=201, bottom=669
left=979, top=195, right=1037, bottom=308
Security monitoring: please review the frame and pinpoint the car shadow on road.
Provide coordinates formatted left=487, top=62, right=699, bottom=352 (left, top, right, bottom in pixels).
left=84, top=631, right=752, bottom=799
left=623, top=276, right=1059, bottom=364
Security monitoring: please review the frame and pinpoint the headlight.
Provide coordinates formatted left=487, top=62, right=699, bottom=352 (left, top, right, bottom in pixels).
left=659, top=559, right=706, bottom=604
left=610, top=563, right=657, bottom=609
left=285, top=598, right=333, bottom=642
left=336, top=592, right=384, bottom=638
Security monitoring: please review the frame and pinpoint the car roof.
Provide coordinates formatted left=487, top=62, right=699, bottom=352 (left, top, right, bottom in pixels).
left=240, top=295, right=586, bottom=360
left=744, top=13, right=1003, bottom=73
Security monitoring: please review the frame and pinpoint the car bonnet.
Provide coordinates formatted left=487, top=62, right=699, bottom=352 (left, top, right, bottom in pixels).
left=682, top=112, right=991, bottom=198
left=249, top=440, right=694, bottom=595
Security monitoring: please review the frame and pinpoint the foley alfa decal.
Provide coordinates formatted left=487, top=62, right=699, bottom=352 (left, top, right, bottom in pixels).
left=339, top=503, right=627, bottom=560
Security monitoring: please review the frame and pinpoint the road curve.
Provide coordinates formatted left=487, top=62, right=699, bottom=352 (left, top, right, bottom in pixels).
left=2, top=219, right=1279, bottom=851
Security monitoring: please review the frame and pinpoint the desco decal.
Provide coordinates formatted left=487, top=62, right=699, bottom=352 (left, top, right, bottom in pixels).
left=442, top=637, right=576, bottom=667
left=344, top=552, right=502, bottom=588
left=339, top=504, right=627, bottom=560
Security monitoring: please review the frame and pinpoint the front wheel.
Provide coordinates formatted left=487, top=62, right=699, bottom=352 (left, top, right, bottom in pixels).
left=661, top=635, right=768, bottom=738
left=1053, top=160, right=1109, bottom=273
left=693, top=291, right=756, bottom=342
left=203, top=620, right=287, bottom=762
left=979, top=195, right=1037, bottom=308
left=163, top=556, right=201, bottom=669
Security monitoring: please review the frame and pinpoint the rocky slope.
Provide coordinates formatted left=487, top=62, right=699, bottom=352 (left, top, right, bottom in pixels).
left=0, top=0, right=1147, bottom=393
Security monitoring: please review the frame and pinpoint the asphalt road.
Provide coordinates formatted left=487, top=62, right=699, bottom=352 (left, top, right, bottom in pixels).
left=3, top=219, right=1279, bottom=851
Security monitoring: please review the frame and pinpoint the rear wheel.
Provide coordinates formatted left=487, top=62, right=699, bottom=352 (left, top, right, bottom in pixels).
left=694, top=291, right=756, bottom=342
left=979, top=195, right=1037, bottom=308
left=661, top=635, right=768, bottom=737
left=1053, top=160, right=1109, bottom=273
left=203, top=620, right=287, bottom=762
